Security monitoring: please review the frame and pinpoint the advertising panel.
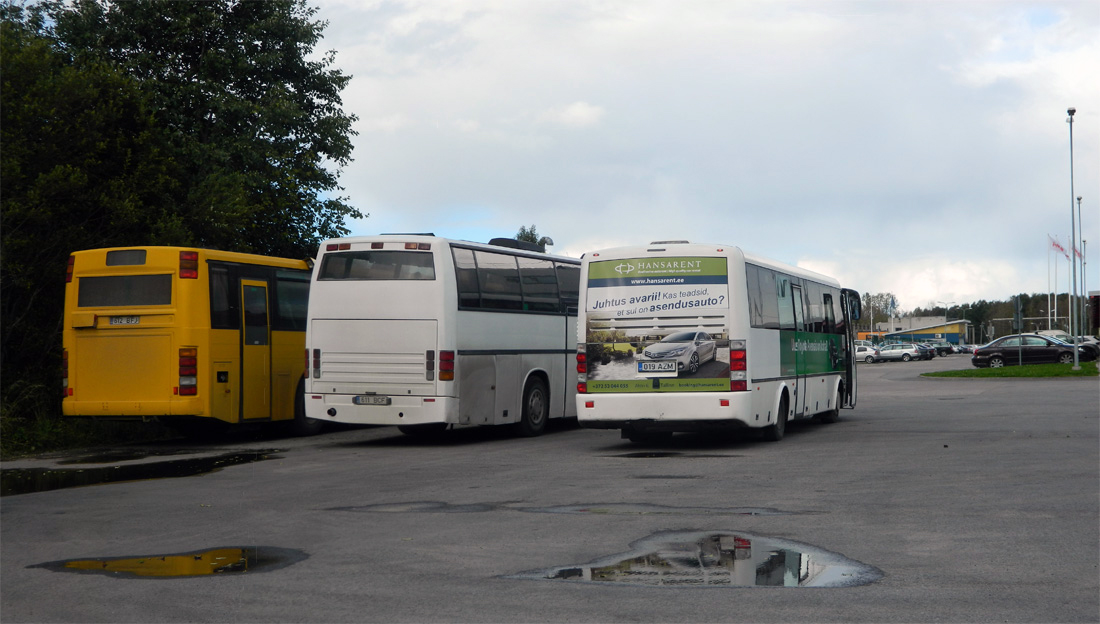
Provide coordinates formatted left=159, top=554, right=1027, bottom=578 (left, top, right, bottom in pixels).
left=584, top=257, right=731, bottom=393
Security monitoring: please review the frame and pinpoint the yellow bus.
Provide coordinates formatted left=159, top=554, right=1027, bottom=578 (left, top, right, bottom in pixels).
left=62, top=246, right=319, bottom=434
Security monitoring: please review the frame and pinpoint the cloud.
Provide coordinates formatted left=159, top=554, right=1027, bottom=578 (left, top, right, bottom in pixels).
left=538, top=102, right=606, bottom=128
left=318, top=0, right=1100, bottom=306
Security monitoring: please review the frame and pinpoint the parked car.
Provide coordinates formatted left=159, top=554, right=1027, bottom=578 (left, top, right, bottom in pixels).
left=915, top=343, right=936, bottom=359
left=1046, top=336, right=1100, bottom=361
left=875, top=343, right=922, bottom=362
left=637, top=331, right=717, bottom=376
left=855, top=345, right=878, bottom=363
left=971, top=334, right=1097, bottom=368
left=955, top=344, right=975, bottom=354
left=931, top=342, right=956, bottom=356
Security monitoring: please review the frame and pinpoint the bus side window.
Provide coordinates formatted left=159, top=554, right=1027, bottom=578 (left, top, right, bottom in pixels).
left=746, top=264, right=764, bottom=327
left=823, top=293, right=836, bottom=334
left=452, top=247, right=481, bottom=309
left=275, top=270, right=310, bottom=331
left=757, top=268, right=780, bottom=329
left=555, top=263, right=580, bottom=314
left=475, top=250, right=522, bottom=310
left=777, top=276, right=795, bottom=330
left=210, top=265, right=239, bottom=329
left=517, top=256, right=559, bottom=312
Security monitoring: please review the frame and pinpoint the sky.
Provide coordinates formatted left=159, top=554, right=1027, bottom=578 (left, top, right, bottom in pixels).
left=309, top=0, right=1099, bottom=313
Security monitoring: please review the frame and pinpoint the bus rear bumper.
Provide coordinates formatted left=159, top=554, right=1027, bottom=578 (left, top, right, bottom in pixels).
left=576, top=392, right=763, bottom=431
left=305, top=394, right=458, bottom=426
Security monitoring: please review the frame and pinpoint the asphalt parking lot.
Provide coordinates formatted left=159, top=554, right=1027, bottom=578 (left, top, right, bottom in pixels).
left=2, top=354, right=1097, bottom=623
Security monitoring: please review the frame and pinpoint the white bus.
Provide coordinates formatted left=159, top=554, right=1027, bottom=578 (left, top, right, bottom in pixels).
left=305, top=235, right=581, bottom=436
left=575, top=241, right=861, bottom=443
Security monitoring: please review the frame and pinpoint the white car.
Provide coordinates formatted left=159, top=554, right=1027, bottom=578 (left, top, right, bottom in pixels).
left=637, top=331, right=716, bottom=376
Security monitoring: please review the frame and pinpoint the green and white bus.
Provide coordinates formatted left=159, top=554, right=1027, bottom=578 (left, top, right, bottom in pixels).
left=575, top=241, right=861, bottom=443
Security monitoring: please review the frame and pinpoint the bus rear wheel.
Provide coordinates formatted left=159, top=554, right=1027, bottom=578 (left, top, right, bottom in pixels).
left=289, top=380, right=324, bottom=436
left=762, top=394, right=788, bottom=442
left=516, top=377, right=549, bottom=437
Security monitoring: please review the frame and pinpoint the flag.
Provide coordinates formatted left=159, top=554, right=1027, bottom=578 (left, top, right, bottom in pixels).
left=1050, top=235, right=1069, bottom=260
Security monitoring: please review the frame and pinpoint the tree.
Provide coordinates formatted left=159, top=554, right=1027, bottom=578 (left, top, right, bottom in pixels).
left=516, top=224, right=553, bottom=251
left=1, top=0, right=361, bottom=421
left=41, top=0, right=362, bottom=258
left=2, top=7, right=182, bottom=417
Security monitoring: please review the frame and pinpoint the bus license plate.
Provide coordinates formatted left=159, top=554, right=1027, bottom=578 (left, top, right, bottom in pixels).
left=353, top=395, right=391, bottom=406
left=638, top=361, right=676, bottom=373
left=110, top=316, right=140, bottom=325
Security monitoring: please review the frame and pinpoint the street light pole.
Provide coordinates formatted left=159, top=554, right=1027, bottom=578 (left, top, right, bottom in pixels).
left=1078, top=196, right=1085, bottom=335
left=1067, top=107, right=1080, bottom=369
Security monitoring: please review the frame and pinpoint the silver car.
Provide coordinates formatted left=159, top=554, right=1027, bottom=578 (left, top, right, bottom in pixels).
left=855, top=345, right=879, bottom=363
left=875, top=343, right=922, bottom=362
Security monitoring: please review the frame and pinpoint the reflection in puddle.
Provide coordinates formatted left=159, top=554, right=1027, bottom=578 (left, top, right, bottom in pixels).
left=56, top=449, right=204, bottom=465
left=508, top=530, right=882, bottom=588
left=1, top=450, right=284, bottom=496
left=29, top=546, right=307, bottom=578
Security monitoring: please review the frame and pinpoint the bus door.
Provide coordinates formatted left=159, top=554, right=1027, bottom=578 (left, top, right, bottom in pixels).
left=841, top=288, right=861, bottom=408
left=790, top=284, right=808, bottom=417
left=241, top=280, right=271, bottom=420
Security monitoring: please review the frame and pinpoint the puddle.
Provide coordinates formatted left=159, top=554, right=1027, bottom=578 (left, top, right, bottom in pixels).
left=1, top=450, right=284, bottom=496
left=29, top=546, right=307, bottom=578
left=507, top=530, right=882, bottom=588
left=329, top=501, right=797, bottom=517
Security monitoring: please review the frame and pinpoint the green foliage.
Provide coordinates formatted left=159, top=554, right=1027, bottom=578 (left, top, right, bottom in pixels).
left=516, top=224, right=552, bottom=251
left=0, top=1, right=362, bottom=431
left=40, top=0, right=362, bottom=257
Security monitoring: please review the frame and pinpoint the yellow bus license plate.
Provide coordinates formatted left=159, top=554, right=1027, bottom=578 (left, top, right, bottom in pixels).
left=110, top=316, right=140, bottom=325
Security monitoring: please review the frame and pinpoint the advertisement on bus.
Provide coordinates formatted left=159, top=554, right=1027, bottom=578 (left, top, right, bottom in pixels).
left=583, top=256, right=731, bottom=393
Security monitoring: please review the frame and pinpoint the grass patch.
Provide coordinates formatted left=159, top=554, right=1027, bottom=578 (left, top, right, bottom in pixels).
left=924, top=361, right=1099, bottom=378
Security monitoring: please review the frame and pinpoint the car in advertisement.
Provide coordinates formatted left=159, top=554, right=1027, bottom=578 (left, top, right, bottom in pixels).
left=635, top=331, right=717, bottom=376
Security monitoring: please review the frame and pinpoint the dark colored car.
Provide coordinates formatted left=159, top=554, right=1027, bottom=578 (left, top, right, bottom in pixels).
left=915, top=343, right=936, bottom=360
left=971, top=334, right=1096, bottom=368
left=931, top=342, right=955, bottom=356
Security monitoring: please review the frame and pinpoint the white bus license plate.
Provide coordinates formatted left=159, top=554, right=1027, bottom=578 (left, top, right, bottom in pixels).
left=353, top=395, right=391, bottom=406
left=638, top=361, right=676, bottom=373
left=110, top=316, right=140, bottom=325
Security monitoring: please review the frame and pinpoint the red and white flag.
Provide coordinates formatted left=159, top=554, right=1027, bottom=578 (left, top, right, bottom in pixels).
left=1050, top=235, right=1069, bottom=259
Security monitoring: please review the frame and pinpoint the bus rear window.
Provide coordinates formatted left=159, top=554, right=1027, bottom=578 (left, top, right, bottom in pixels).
left=77, top=275, right=172, bottom=307
left=318, top=251, right=436, bottom=281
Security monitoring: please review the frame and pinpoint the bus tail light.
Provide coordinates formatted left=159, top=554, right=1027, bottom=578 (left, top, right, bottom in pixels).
left=179, top=251, right=199, bottom=279
left=178, top=348, right=198, bottom=395
left=62, top=349, right=71, bottom=397
left=66, top=255, right=75, bottom=283
left=425, top=350, right=435, bottom=381
left=730, top=340, right=748, bottom=392
left=439, top=351, right=454, bottom=381
left=312, top=349, right=321, bottom=378
left=576, top=346, right=587, bottom=393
